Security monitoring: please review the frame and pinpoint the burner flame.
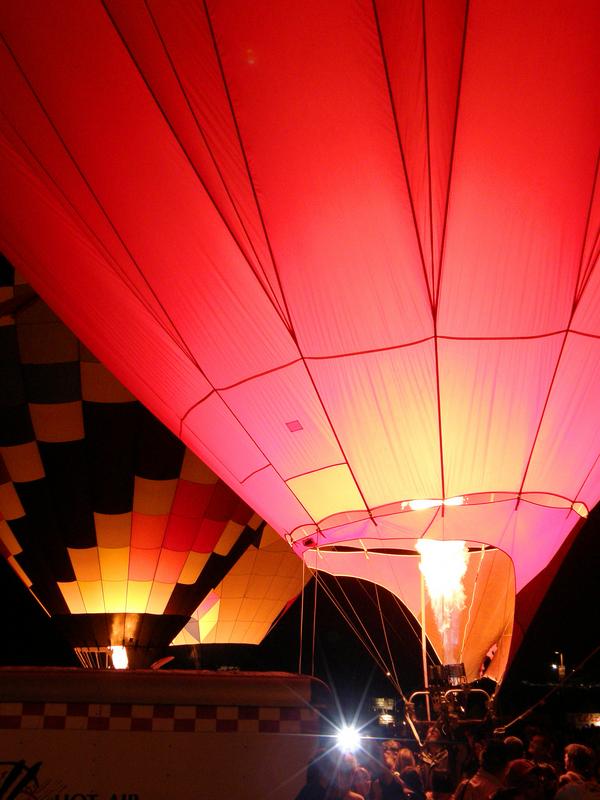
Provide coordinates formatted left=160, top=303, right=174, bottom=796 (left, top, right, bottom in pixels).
left=416, top=540, right=468, bottom=663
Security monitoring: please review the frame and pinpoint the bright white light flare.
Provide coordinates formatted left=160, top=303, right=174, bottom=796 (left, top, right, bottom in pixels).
left=416, top=539, right=468, bottom=663
left=443, top=496, right=465, bottom=507
left=336, top=725, right=361, bottom=752
left=406, top=496, right=464, bottom=511
left=110, top=645, right=129, bottom=670
left=409, top=498, right=441, bottom=511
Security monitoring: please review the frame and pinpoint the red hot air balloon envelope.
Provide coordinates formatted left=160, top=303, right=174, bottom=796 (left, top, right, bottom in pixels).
left=0, top=1, right=598, bottom=680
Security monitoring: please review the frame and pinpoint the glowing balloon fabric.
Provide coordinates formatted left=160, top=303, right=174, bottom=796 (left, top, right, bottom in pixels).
left=171, top=525, right=309, bottom=647
left=0, top=1, right=598, bottom=675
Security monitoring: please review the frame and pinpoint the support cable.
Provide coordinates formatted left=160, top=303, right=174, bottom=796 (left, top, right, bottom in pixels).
left=375, top=583, right=401, bottom=691
left=390, top=594, right=435, bottom=665
left=311, top=559, right=318, bottom=677
left=327, top=574, right=406, bottom=699
left=315, top=575, right=400, bottom=694
left=298, top=559, right=306, bottom=674
left=497, top=643, right=600, bottom=733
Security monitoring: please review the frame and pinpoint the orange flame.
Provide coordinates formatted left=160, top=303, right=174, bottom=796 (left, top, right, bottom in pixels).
left=416, top=540, right=468, bottom=664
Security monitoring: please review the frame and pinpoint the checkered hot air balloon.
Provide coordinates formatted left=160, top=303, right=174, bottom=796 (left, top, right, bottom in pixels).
left=0, top=264, right=307, bottom=667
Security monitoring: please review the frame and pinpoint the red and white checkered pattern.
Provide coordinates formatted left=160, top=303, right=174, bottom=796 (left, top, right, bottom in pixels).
left=0, top=702, right=319, bottom=734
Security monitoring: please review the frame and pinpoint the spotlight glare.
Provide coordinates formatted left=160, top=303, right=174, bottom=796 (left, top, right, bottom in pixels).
left=336, top=725, right=361, bottom=753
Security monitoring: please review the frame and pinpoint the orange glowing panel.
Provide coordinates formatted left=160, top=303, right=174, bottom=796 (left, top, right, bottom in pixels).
left=0, top=443, right=44, bottom=483
left=102, top=581, right=128, bottom=613
left=192, top=519, right=227, bottom=553
left=178, top=551, right=210, bottom=585
left=286, top=465, right=366, bottom=524
left=78, top=581, right=105, bottom=614
left=146, top=582, right=175, bottom=615
left=170, top=480, right=213, bottom=518
left=162, top=515, right=199, bottom=552
left=197, top=602, right=220, bottom=642
left=28, top=401, right=84, bottom=443
left=130, top=513, right=168, bottom=549
left=98, top=547, right=129, bottom=582
left=68, top=548, right=101, bottom=583
left=0, top=481, right=24, bottom=520
left=94, top=512, right=132, bottom=548
left=213, top=521, right=244, bottom=556
left=125, top=581, right=153, bottom=613
left=58, top=582, right=86, bottom=615
left=0, top=519, right=21, bottom=556
left=133, top=477, right=178, bottom=516
left=154, top=549, right=188, bottom=583
left=128, top=547, right=161, bottom=581
left=171, top=628, right=200, bottom=646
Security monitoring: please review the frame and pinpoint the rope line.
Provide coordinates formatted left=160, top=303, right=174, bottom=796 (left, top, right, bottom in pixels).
left=498, top=643, right=600, bottom=732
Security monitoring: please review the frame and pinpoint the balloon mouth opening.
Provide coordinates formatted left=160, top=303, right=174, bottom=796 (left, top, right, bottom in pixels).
left=296, top=541, right=498, bottom=558
left=288, top=490, right=587, bottom=551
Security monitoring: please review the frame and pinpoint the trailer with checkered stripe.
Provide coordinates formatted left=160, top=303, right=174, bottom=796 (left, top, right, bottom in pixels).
left=0, top=667, right=327, bottom=800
